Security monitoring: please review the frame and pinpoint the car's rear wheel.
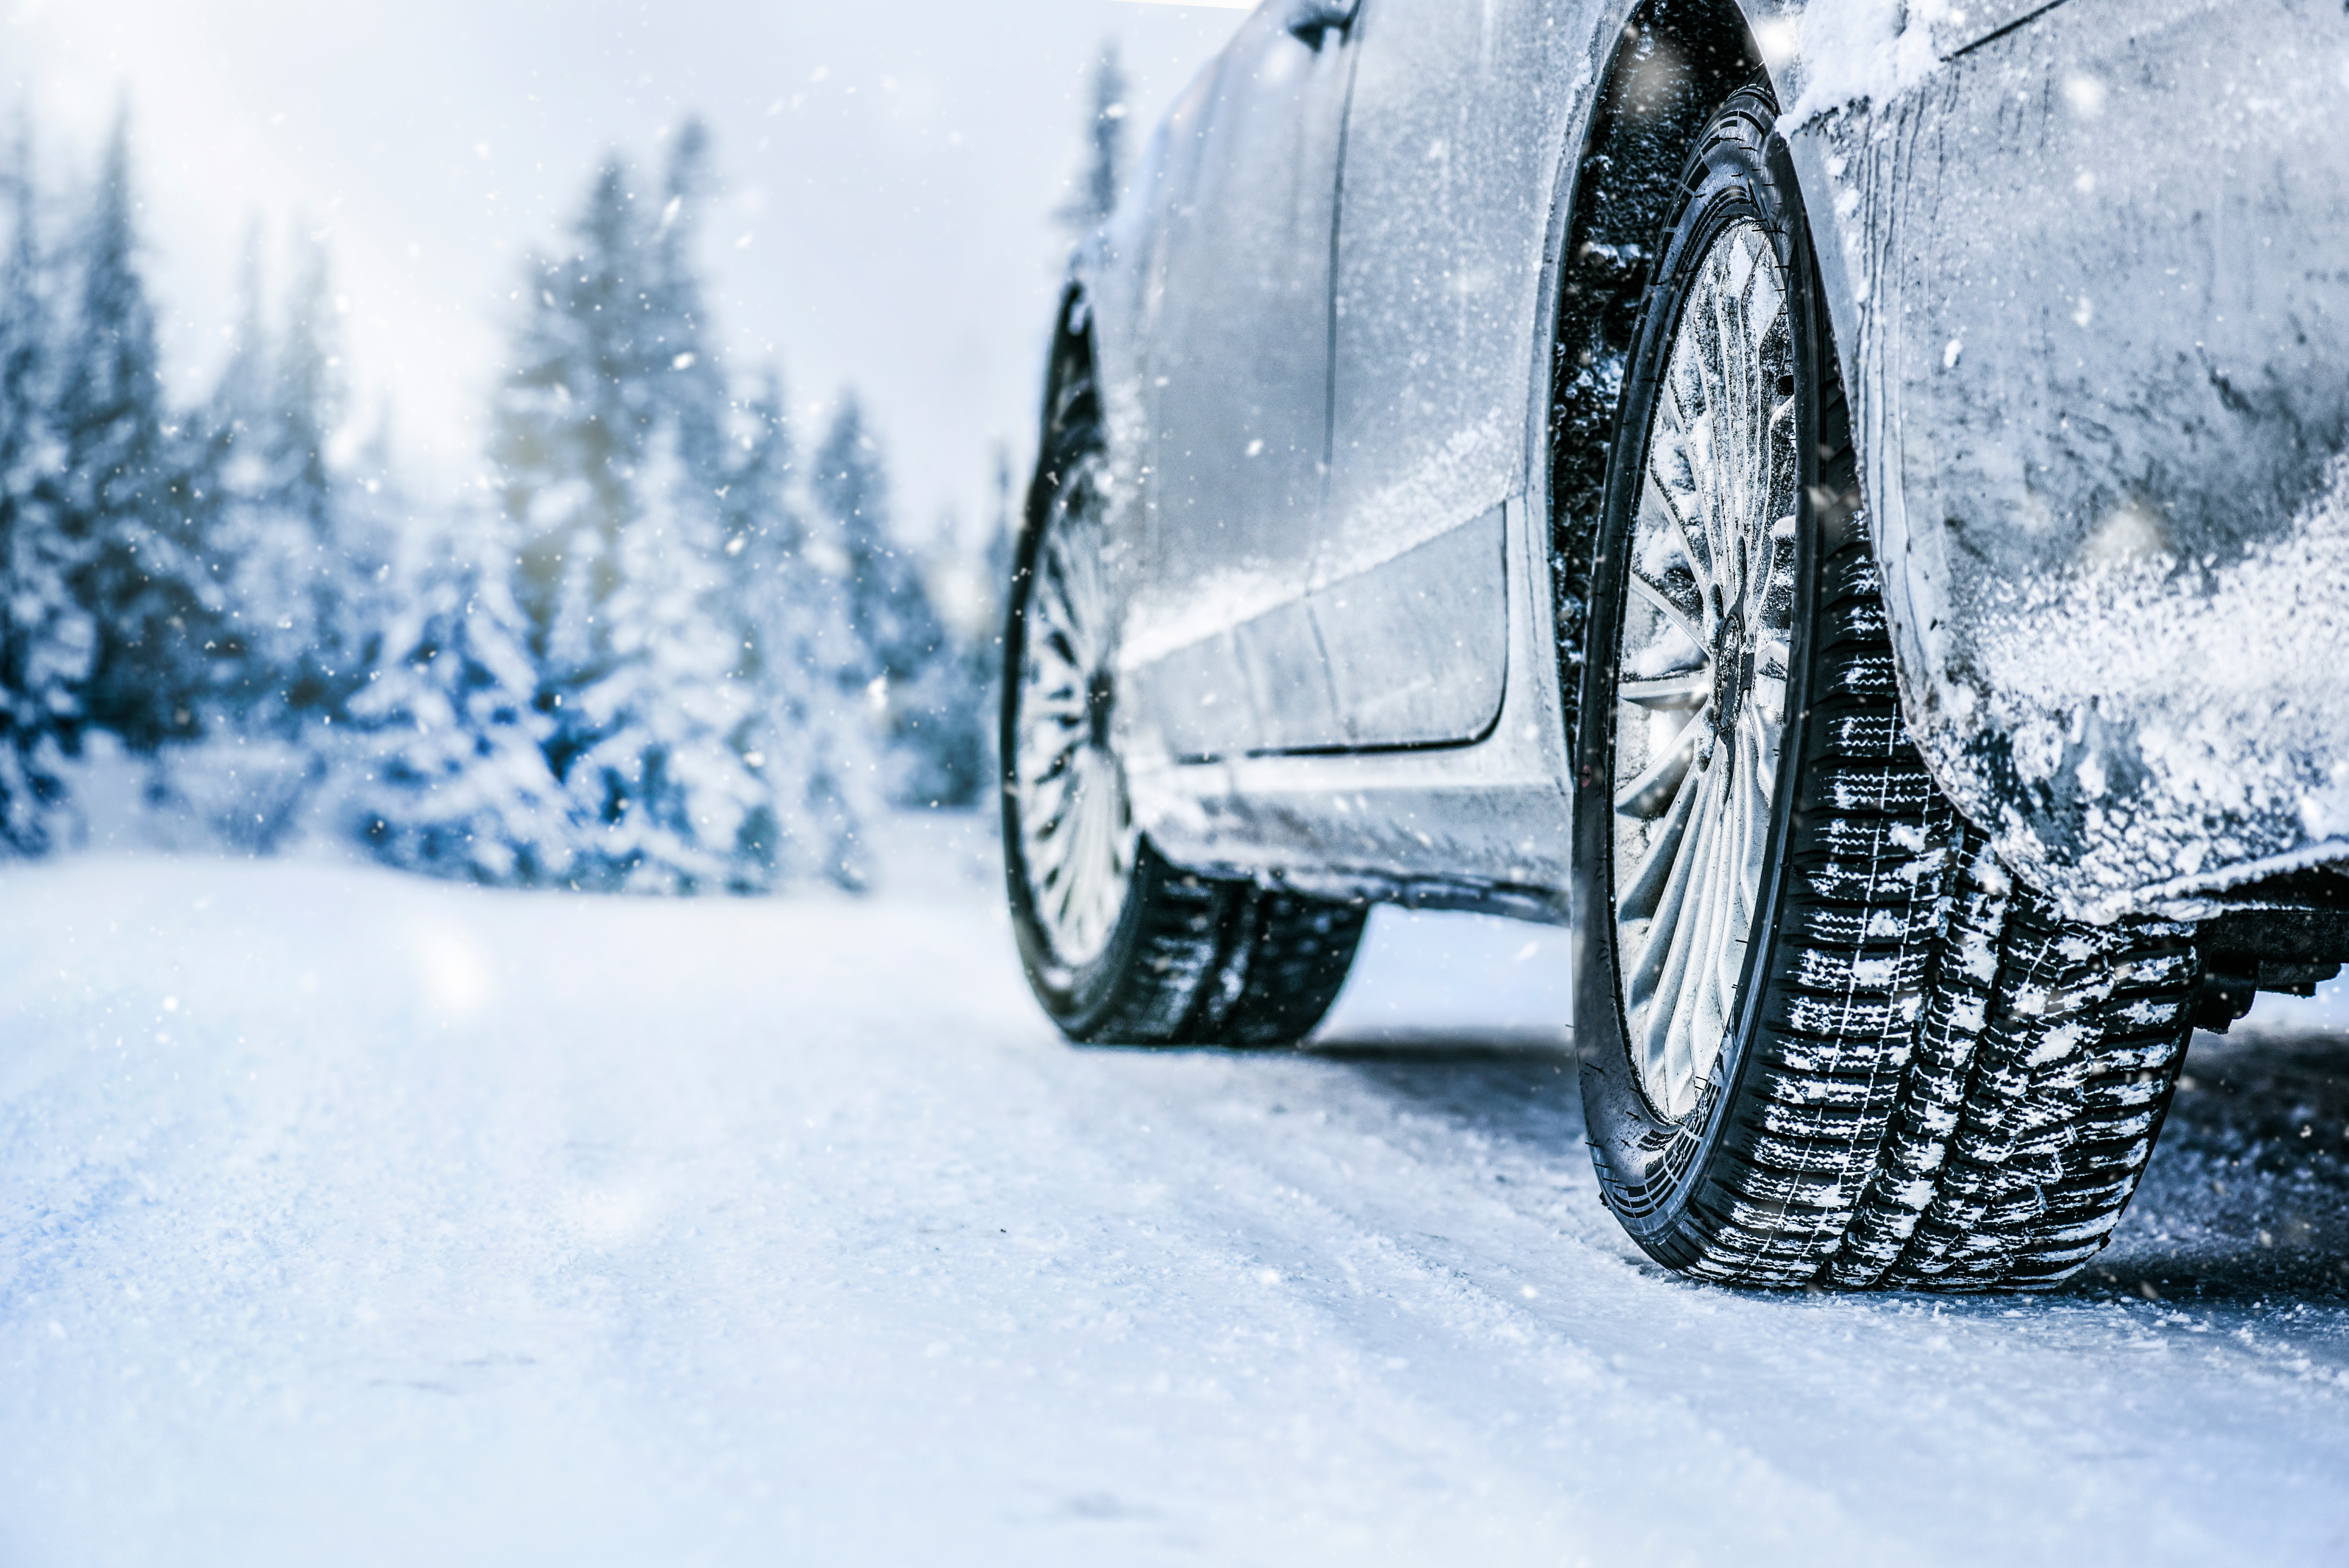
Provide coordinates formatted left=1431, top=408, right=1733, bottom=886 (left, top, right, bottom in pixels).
left=1002, top=312, right=1365, bottom=1046
left=1572, top=88, right=2201, bottom=1290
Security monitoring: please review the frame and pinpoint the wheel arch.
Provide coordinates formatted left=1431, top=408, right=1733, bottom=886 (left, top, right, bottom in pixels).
left=1005, top=281, right=1106, bottom=872
left=1026, top=282, right=1102, bottom=533
left=1024, top=266, right=1150, bottom=604
left=1540, top=0, right=1917, bottom=816
left=1543, top=0, right=1777, bottom=748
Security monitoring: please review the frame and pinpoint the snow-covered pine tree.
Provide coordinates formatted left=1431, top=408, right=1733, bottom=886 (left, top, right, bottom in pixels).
left=495, top=127, right=783, bottom=892
left=900, top=514, right=990, bottom=808
left=982, top=440, right=1017, bottom=623
left=346, top=494, right=572, bottom=884
left=1057, top=43, right=1130, bottom=241
left=272, top=234, right=379, bottom=723
left=157, top=224, right=393, bottom=851
left=333, top=406, right=405, bottom=688
left=59, top=109, right=214, bottom=755
left=198, top=229, right=304, bottom=732
left=812, top=392, right=979, bottom=808
left=560, top=420, right=766, bottom=892
left=957, top=441, right=1020, bottom=811
left=0, top=119, right=93, bottom=853
left=497, top=157, right=653, bottom=780
left=721, top=372, right=877, bottom=888
left=202, top=229, right=378, bottom=736
left=648, top=120, right=733, bottom=505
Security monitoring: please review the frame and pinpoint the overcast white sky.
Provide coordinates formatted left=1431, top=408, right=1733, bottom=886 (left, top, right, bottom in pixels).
left=2, top=0, right=1251, bottom=544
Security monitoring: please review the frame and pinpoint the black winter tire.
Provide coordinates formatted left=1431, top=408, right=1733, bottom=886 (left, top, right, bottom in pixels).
left=1002, top=303, right=1366, bottom=1047
left=1571, top=88, right=2200, bottom=1290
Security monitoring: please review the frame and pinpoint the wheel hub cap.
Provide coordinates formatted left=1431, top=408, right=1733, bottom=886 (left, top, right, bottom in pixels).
left=1711, top=612, right=1746, bottom=734
left=1085, top=669, right=1116, bottom=750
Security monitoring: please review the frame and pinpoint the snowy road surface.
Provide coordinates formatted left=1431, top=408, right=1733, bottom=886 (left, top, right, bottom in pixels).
left=4, top=843, right=2347, bottom=1566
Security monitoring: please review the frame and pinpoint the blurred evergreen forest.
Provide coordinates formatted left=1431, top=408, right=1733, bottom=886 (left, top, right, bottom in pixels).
left=0, top=109, right=1013, bottom=894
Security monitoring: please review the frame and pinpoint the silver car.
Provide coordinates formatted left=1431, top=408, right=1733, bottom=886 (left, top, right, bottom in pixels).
left=998, top=0, right=2349, bottom=1291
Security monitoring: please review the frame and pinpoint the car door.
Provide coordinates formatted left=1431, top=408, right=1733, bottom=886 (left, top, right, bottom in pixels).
left=1309, top=0, right=1581, bottom=748
left=1123, top=3, right=1360, bottom=761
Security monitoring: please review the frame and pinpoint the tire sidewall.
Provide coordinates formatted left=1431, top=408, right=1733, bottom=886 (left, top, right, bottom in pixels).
left=1571, top=96, right=1832, bottom=1264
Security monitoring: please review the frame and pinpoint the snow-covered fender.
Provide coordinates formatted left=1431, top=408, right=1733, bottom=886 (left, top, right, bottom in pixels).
left=1768, top=0, right=2349, bottom=920
left=1053, top=57, right=1223, bottom=784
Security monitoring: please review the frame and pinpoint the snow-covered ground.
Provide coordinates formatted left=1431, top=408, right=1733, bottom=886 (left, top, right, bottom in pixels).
left=4, top=822, right=2346, bottom=1565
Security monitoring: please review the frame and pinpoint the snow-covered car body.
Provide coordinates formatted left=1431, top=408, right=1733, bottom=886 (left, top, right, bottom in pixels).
left=1068, top=0, right=2349, bottom=943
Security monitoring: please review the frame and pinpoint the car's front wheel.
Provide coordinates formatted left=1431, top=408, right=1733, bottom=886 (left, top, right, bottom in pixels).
left=1572, top=88, right=2201, bottom=1290
left=1001, top=316, right=1365, bottom=1046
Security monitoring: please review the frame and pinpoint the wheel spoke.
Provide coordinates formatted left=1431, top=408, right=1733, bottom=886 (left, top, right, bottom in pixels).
left=1711, top=727, right=1756, bottom=1020
left=1639, top=756, right=1725, bottom=1103
left=1617, top=765, right=1703, bottom=924
left=1614, top=711, right=1709, bottom=820
left=1673, top=759, right=1737, bottom=1077
left=1629, top=746, right=1719, bottom=1008
left=1618, top=668, right=1711, bottom=711
left=1628, top=573, right=1707, bottom=660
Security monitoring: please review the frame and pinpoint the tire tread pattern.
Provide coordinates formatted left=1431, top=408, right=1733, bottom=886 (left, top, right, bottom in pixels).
left=1684, top=535, right=2196, bottom=1289
left=1193, top=891, right=1371, bottom=1047
left=1066, top=852, right=1238, bottom=1044
left=1077, top=868, right=1367, bottom=1048
left=1678, top=534, right=2198, bottom=1290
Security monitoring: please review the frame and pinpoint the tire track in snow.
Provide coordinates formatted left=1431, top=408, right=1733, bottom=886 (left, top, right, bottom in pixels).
left=1009, top=1043, right=1896, bottom=1563
left=1037, top=1040, right=2349, bottom=1563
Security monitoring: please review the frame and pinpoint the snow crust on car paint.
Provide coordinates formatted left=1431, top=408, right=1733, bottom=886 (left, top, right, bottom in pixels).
left=1786, top=0, right=2349, bottom=915
left=1309, top=412, right=1515, bottom=594
left=1120, top=560, right=1298, bottom=672
left=1114, top=409, right=1510, bottom=686
left=1775, top=0, right=1948, bottom=126
left=1960, top=454, right=2349, bottom=918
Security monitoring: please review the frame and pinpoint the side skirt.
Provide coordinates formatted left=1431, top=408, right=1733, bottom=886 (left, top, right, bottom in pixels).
left=1130, top=493, right=1575, bottom=921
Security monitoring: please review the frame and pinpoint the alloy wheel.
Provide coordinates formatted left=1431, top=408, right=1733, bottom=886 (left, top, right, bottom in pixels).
left=1011, top=451, right=1138, bottom=972
left=1608, top=217, right=1801, bottom=1121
